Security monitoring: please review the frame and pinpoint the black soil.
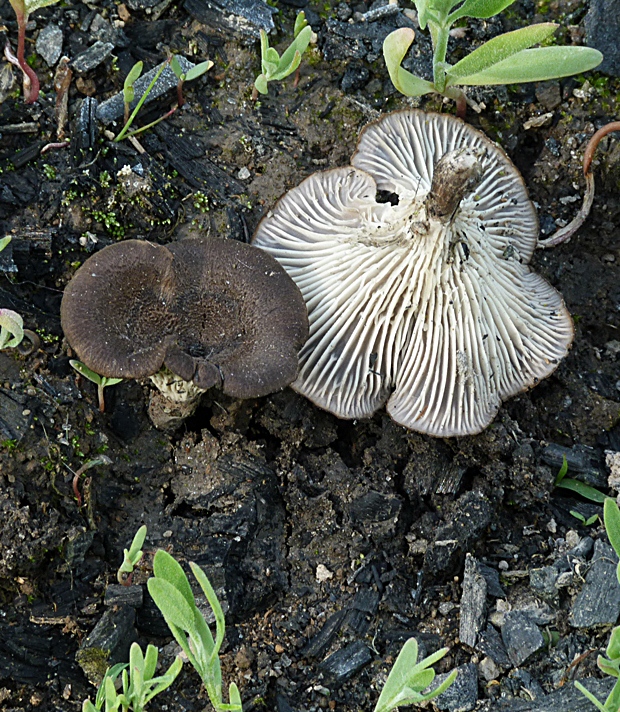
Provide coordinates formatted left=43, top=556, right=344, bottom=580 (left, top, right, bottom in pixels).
left=0, top=0, right=619, bottom=710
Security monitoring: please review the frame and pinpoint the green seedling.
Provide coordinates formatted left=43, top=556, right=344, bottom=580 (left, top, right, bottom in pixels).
left=115, top=55, right=213, bottom=142
left=554, top=456, right=608, bottom=504
left=118, top=525, right=148, bottom=585
left=147, top=550, right=242, bottom=712
left=374, top=637, right=457, bottom=712
left=82, top=642, right=182, bottom=712
left=575, top=498, right=620, bottom=710
left=0, top=237, right=24, bottom=351
left=253, top=11, right=312, bottom=98
left=6, top=0, right=60, bottom=103
left=383, top=0, right=603, bottom=116
left=570, top=510, right=599, bottom=527
left=170, top=56, right=214, bottom=108
left=69, top=360, right=122, bottom=413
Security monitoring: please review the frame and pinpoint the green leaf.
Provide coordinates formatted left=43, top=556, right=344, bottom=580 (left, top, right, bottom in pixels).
left=24, top=0, right=60, bottom=13
left=123, top=61, right=143, bottom=104
left=101, top=376, right=123, bottom=387
left=254, top=74, right=268, bottom=95
left=190, top=562, right=225, bottom=653
left=143, top=643, right=158, bottom=680
left=414, top=0, right=430, bottom=29
left=277, top=25, right=312, bottom=76
left=606, top=623, right=620, bottom=662
left=448, top=0, right=516, bottom=23
left=143, top=655, right=183, bottom=704
left=605, top=498, right=620, bottom=561
left=383, top=28, right=436, bottom=97
left=555, top=456, right=569, bottom=485
left=555, top=477, right=607, bottom=503
left=170, top=55, right=184, bottom=79
left=0, top=309, right=24, bottom=350
left=228, top=682, right=242, bottom=709
left=294, top=10, right=308, bottom=38
left=446, top=23, right=557, bottom=82
left=450, top=45, right=603, bottom=85
left=185, top=60, right=213, bottom=81
left=69, top=359, right=103, bottom=386
left=147, top=577, right=197, bottom=632
left=0, top=236, right=11, bottom=254
left=152, top=549, right=196, bottom=609
left=271, top=50, right=302, bottom=82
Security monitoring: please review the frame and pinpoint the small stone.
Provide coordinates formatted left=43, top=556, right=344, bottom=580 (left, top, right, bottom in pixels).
left=479, top=656, right=499, bottom=682
left=36, top=24, right=63, bottom=66
left=316, top=563, right=334, bottom=583
left=275, top=643, right=284, bottom=654
left=76, top=77, right=97, bottom=96
left=585, top=0, right=620, bottom=76
left=530, top=566, right=560, bottom=602
left=535, top=81, right=562, bottom=110
left=72, top=41, right=115, bottom=74
left=237, top=167, right=251, bottom=180
left=118, top=3, right=131, bottom=20
left=341, top=62, right=369, bottom=93
left=501, top=611, right=544, bottom=666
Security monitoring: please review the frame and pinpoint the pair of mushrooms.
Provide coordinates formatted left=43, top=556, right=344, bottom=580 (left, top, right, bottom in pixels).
left=61, top=238, right=309, bottom=404
left=62, top=110, right=573, bottom=437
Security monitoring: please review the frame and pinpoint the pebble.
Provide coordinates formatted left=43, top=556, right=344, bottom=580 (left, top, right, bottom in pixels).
left=35, top=24, right=63, bottom=67
left=479, top=656, right=499, bottom=681
left=71, top=41, right=115, bottom=74
left=433, top=663, right=478, bottom=712
left=237, top=167, right=251, bottom=181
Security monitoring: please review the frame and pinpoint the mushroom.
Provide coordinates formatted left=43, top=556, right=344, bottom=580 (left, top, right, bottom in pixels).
left=61, top=237, right=308, bottom=409
left=252, top=109, right=574, bottom=437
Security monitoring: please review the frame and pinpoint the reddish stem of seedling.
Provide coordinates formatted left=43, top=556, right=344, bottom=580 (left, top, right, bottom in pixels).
left=293, top=66, right=300, bottom=89
left=177, top=79, right=185, bottom=108
left=13, top=9, right=39, bottom=104
left=539, top=121, right=620, bottom=249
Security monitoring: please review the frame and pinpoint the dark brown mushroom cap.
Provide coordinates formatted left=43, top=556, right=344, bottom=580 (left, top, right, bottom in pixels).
left=166, top=238, right=309, bottom=398
left=61, top=237, right=309, bottom=399
left=60, top=240, right=175, bottom=379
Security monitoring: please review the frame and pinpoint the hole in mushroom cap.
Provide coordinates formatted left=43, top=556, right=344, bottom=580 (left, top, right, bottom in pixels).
left=61, top=238, right=309, bottom=402
left=252, top=109, right=574, bottom=437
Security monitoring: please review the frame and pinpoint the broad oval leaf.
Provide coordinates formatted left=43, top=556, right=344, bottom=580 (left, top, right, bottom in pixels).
left=604, top=498, right=620, bottom=561
left=383, top=29, right=436, bottom=97
left=170, top=56, right=184, bottom=80
left=185, top=60, right=214, bottom=81
left=147, top=577, right=196, bottom=632
left=0, top=309, right=24, bottom=350
left=448, top=0, right=516, bottom=22
left=254, top=73, right=269, bottom=94
left=446, top=23, right=557, bottom=81
left=450, top=45, right=603, bottom=85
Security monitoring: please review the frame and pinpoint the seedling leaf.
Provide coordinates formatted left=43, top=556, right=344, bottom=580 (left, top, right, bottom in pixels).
left=448, top=0, right=516, bottom=22
left=152, top=549, right=196, bottom=608
left=604, top=498, right=620, bottom=561
left=383, top=28, right=436, bottom=97
left=0, top=236, right=11, bottom=253
left=0, top=309, right=24, bottom=350
left=185, top=60, right=213, bottom=81
left=555, top=477, right=607, bottom=503
left=170, top=55, right=184, bottom=79
left=451, top=45, right=603, bottom=85
left=446, top=23, right=557, bottom=82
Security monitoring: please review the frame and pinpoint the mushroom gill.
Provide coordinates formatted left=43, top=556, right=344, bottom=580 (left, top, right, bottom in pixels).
left=252, top=109, right=574, bottom=437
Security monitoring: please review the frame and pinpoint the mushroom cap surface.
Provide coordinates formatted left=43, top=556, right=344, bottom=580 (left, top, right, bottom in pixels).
left=252, top=109, right=574, bottom=437
left=60, top=239, right=175, bottom=379
left=61, top=238, right=309, bottom=399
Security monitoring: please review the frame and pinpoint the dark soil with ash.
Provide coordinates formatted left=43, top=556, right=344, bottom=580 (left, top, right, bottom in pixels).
left=0, top=0, right=620, bottom=710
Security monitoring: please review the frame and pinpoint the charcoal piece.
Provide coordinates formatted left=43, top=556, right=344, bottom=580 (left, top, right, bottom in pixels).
left=276, top=695, right=296, bottom=712
left=541, top=443, right=606, bottom=488
left=349, top=490, right=400, bottom=523
left=459, top=554, right=487, bottom=648
left=136, top=594, right=172, bottom=638
left=501, top=612, right=544, bottom=667
left=301, top=609, right=346, bottom=658
left=104, top=584, right=144, bottom=608
left=344, top=587, right=381, bottom=635
left=96, top=56, right=195, bottom=123
left=71, top=41, right=114, bottom=74
left=510, top=669, right=545, bottom=701
left=477, top=624, right=511, bottom=667
left=340, top=62, right=369, bottom=93
left=36, top=24, right=63, bottom=66
left=478, top=562, right=505, bottom=598
left=494, top=677, right=614, bottom=711
left=76, top=606, right=137, bottom=684
left=0, top=238, right=17, bottom=273
left=62, top=527, right=95, bottom=567
left=183, top=0, right=275, bottom=38
left=76, top=97, right=98, bottom=153
left=585, top=0, right=620, bottom=76
left=149, top=123, right=246, bottom=202
left=432, top=663, right=478, bottom=712
left=0, top=388, right=30, bottom=440
left=319, top=641, right=373, bottom=686
left=570, top=539, right=620, bottom=628
left=89, top=14, right=129, bottom=47
left=423, top=491, right=492, bottom=581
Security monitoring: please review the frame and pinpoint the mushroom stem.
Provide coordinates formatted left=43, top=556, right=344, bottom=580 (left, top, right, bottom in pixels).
left=97, top=382, right=106, bottom=413
left=426, top=147, right=484, bottom=220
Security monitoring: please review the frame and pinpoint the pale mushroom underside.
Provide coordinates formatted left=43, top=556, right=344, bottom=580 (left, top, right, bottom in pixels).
left=253, top=111, right=574, bottom=437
